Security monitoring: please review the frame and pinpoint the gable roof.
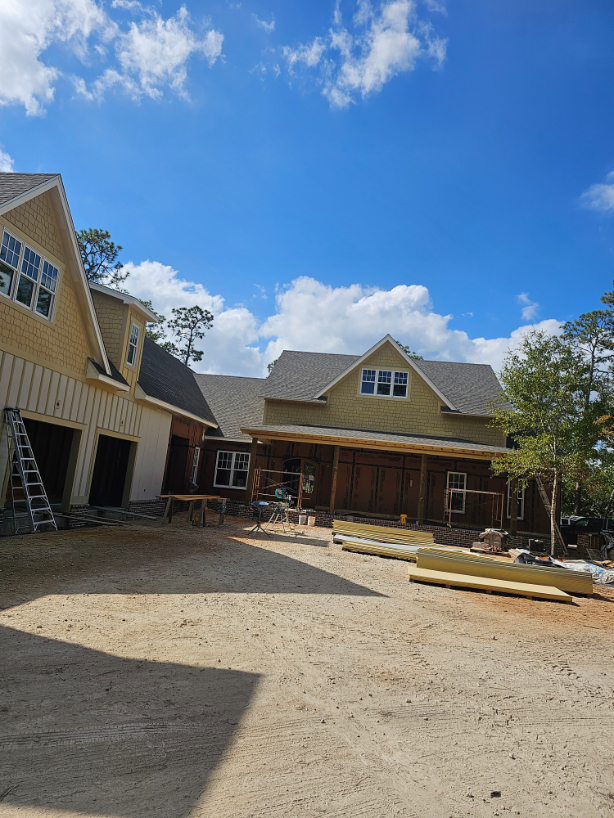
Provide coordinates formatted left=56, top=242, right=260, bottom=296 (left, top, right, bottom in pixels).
left=89, top=282, right=160, bottom=323
left=259, top=335, right=505, bottom=417
left=261, top=351, right=358, bottom=402
left=194, top=374, right=266, bottom=441
left=0, top=172, right=111, bottom=374
left=138, top=337, right=217, bottom=426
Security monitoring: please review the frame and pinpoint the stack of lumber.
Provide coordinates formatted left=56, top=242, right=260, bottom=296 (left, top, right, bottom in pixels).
left=334, top=520, right=436, bottom=562
left=408, top=567, right=573, bottom=603
left=408, top=547, right=592, bottom=601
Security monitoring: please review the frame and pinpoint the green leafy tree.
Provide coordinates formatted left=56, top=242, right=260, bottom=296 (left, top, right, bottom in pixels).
left=165, top=306, right=214, bottom=366
left=76, top=228, right=128, bottom=287
left=394, top=339, right=423, bottom=360
left=138, top=299, right=168, bottom=344
left=490, top=331, right=585, bottom=553
left=267, top=358, right=278, bottom=374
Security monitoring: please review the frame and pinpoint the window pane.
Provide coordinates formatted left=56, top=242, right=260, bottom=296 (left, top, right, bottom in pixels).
left=21, top=247, right=41, bottom=281
left=234, top=453, right=249, bottom=470
left=302, top=462, right=316, bottom=494
left=447, top=472, right=466, bottom=512
left=377, top=370, right=391, bottom=396
left=16, top=275, right=34, bottom=307
left=393, top=372, right=408, bottom=397
left=232, top=470, right=247, bottom=488
left=41, top=260, right=58, bottom=292
left=217, top=452, right=233, bottom=469
left=215, top=469, right=231, bottom=486
left=0, top=261, right=14, bottom=296
left=361, top=381, right=375, bottom=394
left=1, top=232, right=21, bottom=269
left=35, top=289, right=52, bottom=317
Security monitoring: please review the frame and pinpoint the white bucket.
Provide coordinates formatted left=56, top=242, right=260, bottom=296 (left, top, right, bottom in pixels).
left=298, top=514, right=307, bottom=525
left=307, top=516, right=316, bottom=527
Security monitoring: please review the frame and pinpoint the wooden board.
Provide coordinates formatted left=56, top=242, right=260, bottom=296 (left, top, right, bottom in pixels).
left=342, top=540, right=419, bottom=562
left=408, top=566, right=573, bottom=603
left=333, top=520, right=434, bottom=545
left=415, top=550, right=593, bottom=596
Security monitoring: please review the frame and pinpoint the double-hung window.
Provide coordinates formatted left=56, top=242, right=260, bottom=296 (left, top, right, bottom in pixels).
left=360, top=368, right=409, bottom=398
left=126, top=323, right=140, bottom=366
left=0, top=229, right=60, bottom=319
left=446, top=472, right=467, bottom=513
left=506, top=481, right=525, bottom=521
left=214, top=451, right=250, bottom=489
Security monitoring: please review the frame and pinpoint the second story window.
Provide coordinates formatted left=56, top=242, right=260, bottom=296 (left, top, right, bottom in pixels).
left=126, top=323, right=140, bottom=366
left=361, top=368, right=409, bottom=398
left=0, top=229, right=60, bottom=319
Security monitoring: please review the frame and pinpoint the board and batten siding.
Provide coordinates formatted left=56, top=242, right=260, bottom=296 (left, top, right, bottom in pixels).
left=0, top=349, right=171, bottom=506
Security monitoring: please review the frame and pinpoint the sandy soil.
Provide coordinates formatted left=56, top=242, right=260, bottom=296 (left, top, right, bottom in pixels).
left=0, top=514, right=613, bottom=818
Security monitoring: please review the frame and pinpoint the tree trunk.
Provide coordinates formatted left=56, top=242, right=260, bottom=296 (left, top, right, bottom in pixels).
left=550, top=469, right=558, bottom=556
left=573, top=480, right=581, bottom=516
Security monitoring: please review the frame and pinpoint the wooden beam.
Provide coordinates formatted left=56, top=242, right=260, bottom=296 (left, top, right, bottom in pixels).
left=417, top=453, right=428, bottom=523
left=329, top=445, right=340, bottom=515
left=509, top=477, right=518, bottom=535
left=246, top=437, right=259, bottom=502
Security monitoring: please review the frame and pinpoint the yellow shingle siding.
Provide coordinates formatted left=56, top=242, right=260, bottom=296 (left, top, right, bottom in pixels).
left=0, top=199, right=91, bottom=378
left=263, top=342, right=506, bottom=448
left=90, top=290, right=127, bottom=370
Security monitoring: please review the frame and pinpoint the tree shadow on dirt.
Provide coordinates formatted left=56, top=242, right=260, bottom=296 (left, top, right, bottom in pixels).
left=0, top=527, right=384, bottom=611
left=0, top=624, right=259, bottom=817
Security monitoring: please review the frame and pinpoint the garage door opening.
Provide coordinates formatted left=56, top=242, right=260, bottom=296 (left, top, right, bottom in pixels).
left=23, top=418, right=77, bottom=506
left=89, top=434, right=134, bottom=507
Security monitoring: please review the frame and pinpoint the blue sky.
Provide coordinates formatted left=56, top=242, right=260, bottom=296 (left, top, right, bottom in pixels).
left=2, top=0, right=614, bottom=374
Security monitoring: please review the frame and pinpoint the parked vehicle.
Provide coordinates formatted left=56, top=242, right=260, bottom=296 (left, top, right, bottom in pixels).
left=559, top=516, right=611, bottom=545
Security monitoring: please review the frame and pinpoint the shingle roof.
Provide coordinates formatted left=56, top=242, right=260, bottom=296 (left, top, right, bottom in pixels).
left=194, top=374, right=265, bottom=440
left=259, top=347, right=505, bottom=416
left=412, top=360, right=505, bottom=416
left=0, top=173, right=59, bottom=208
left=261, top=351, right=358, bottom=402
left=241, top=423, right=509, bottom=455
left=138, top=337, right=217, bottom=425
left=89, top=358, right=129, bottom=387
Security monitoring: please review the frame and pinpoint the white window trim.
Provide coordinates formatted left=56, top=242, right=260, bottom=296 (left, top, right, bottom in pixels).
left=506, top=481, right=525, bottom=521
left=126, top=322, right=141, bottom=368
left=359, top=367, right=410, bottom=399
left=0, top=228, right=60, bottom=321
left=446, top=471, right=467, bottom=514
left=213, top=450, right=251, bottom=490
left=190, top=446, right=200, bottom=483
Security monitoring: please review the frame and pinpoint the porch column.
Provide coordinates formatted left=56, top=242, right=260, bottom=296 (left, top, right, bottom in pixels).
left=509, top=477, right=518, bottom=535
left=246, top=437, right=258, bottom=502
left=417, top=453, right=428, bottom=524
left=329, top=445, right=340, bottom=515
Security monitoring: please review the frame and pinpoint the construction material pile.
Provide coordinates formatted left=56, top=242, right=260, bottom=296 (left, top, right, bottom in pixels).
left=333, top=520, right=435, bottom=561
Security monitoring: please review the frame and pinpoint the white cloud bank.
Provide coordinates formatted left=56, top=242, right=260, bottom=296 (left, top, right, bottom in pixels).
left=581, top=171, right=614, bottom=213
left=0, top=148, right=15, bottom=172
left=122, top=261, right=560, bottom=376
left=282, top=0, right=446, bottom=108
left=0, top=0, right=223, bottom=114
left=517, top=291, right=538, bottom=321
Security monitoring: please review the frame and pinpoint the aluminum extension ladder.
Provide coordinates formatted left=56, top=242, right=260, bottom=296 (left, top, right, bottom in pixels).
left=3, top=407, right=57, bottom=534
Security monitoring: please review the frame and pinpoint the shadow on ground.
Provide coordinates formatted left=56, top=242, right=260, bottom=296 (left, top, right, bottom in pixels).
left=0, top=625, right=259, bottom=817
left=0, top=525, right=384, bottom=610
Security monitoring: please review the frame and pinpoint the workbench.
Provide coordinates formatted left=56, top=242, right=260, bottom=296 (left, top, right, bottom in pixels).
left=157, top=495, right=224, bottom=526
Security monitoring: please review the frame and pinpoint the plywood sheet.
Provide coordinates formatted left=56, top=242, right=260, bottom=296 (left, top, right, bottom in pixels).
left=408, top=567, right=572, bottom=603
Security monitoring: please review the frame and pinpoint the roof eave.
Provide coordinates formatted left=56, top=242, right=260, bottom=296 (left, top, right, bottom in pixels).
left=135, top=383, right=218, bottom=427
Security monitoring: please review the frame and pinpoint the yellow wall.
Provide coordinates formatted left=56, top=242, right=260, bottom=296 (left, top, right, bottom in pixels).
left=263, top=341, right=506, bottom=447
left=90, top=290, right=145, bottom=392
left=0, top=197, right=91, bottom=378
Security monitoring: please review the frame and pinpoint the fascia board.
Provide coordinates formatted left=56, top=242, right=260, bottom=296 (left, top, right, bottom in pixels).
left=89, top=282, right=160, bottom=323
left=313, top=334, right=457, bottom=410
left=86, top=359, right=130, bottom=392
left=0, top=176, right=113, bottom=376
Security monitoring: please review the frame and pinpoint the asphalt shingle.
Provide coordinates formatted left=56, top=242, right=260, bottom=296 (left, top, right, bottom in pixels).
left=0, top=173, right=59, bottom=208
left=138, top=337, right=216, bottom=425
left=194, top=374, right=265, bottom=440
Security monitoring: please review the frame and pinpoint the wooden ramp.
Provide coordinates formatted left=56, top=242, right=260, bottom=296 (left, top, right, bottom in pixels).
left=415, top=549, right=593, bottom=596
left=408, top=566, right=573, bottom=603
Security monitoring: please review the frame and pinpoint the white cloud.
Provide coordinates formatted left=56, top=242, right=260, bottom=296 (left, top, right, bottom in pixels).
left=0, top=0, right=109, bottom=115
left=581, top=171, right=614, bottom=213
left=0, top=148, right=15, bottom=172
left=517, top=292, right=539, bottom=321
left=282, top=0, right=446, bottom=108
left=0, top=1, right=223, bottom=114
left=254, top=14, right=275, bottom=33
left=122, top=262, right=560, bottom=377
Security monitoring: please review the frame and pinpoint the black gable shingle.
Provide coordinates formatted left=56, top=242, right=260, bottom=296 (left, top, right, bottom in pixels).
left=0, top=173, right=59, bottom=208
left=138, top=337, right=216, bottom=425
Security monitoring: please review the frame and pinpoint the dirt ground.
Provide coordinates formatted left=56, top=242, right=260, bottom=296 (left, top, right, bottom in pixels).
left=0, top=515, right=613, bottom=818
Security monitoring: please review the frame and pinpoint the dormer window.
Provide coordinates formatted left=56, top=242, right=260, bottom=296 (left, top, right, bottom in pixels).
left=126, top=323, right=140, bottom=367
left=361, top=368, right=409, bottom=398
left=0, top=229, right=60, bottom=319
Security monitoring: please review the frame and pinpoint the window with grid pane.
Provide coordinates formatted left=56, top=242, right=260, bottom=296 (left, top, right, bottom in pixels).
left=361, top=367, right=408, bottom=398
left=126, top=323, right=140, bottom=366
left=0, top=230, right=60, bottom=319
left=506, top=482, right=525, bottom=521
left=214, top=451, right=251, bottom=488
left=447, top=472, right=467, bottom=513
